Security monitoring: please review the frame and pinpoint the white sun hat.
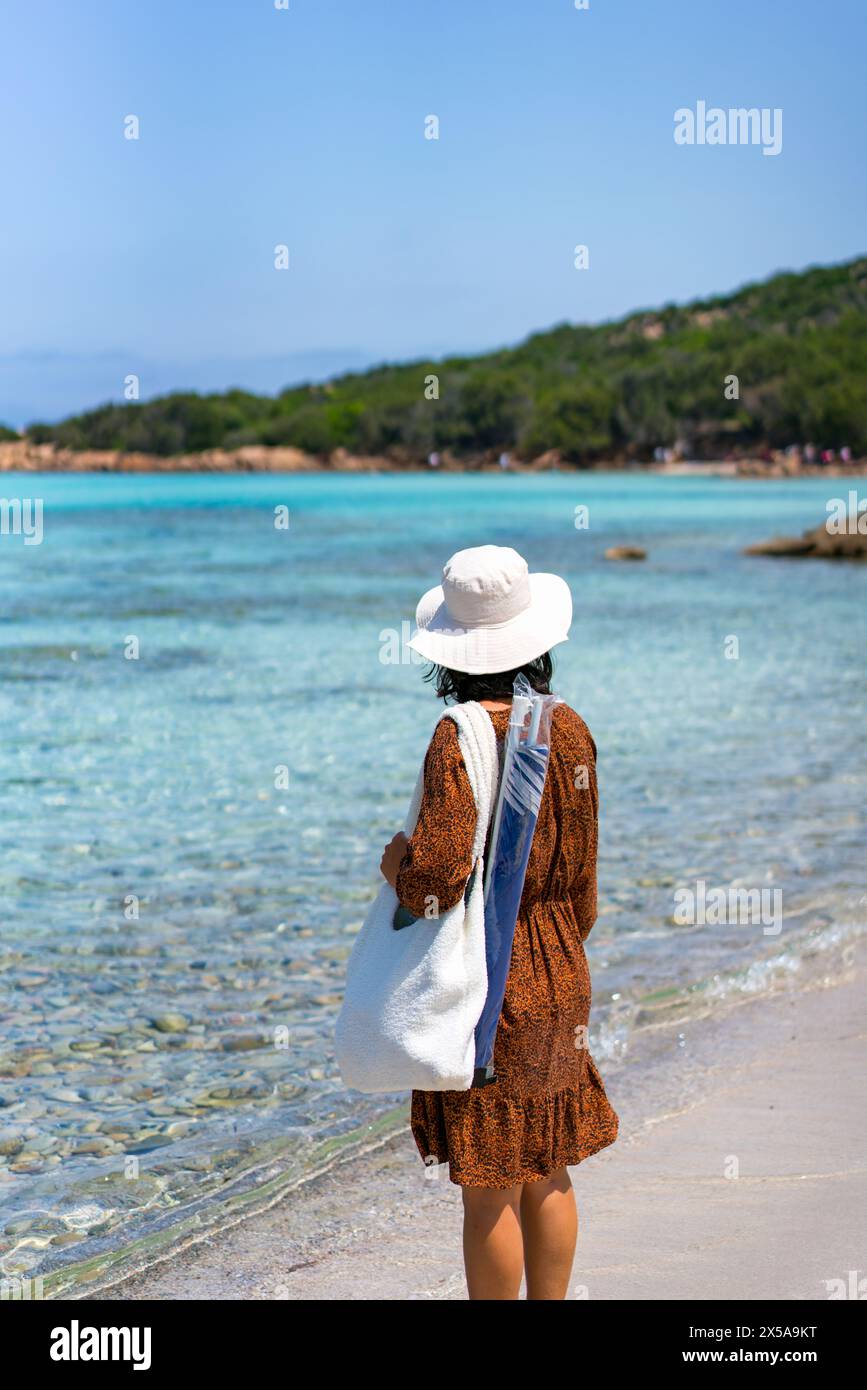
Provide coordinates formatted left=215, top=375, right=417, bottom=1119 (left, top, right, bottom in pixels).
left=407, top=545, right=572, bottom=675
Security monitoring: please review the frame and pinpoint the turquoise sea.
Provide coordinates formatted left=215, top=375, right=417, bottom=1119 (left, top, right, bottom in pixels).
left=1, top=471, right=865, bottom=1291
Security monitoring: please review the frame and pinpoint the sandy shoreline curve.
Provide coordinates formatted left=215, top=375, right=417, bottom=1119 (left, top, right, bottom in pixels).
left=79, top=937, right=866, bottom=1302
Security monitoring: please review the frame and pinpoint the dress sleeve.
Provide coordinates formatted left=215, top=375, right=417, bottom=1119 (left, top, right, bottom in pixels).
left=570, top=728, right=599, bottom=943
left=395, top=716, right=477, bottom=919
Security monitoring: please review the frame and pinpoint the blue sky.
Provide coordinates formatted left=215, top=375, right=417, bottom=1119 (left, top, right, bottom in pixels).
left=1, top=0, right=865, bottom=427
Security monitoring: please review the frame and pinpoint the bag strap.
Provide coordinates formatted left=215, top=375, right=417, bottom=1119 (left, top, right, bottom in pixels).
left=402, top=703, right=498, bottom=853
left=443, top=702, right=499, bottom=863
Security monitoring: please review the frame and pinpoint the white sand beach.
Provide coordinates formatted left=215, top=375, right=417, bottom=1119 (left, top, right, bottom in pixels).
left=87, top=938, right=866, bottom=1302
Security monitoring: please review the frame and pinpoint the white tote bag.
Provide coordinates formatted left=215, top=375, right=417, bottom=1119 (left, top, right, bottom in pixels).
left=334, top=702, right=498, bottom=1093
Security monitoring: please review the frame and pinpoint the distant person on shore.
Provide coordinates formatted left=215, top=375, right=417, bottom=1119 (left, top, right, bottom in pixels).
left=379, top=546, right=619, bottom=1300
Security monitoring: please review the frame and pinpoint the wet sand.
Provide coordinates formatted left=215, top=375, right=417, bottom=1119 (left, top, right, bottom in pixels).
left=82, top=936, right=867, bottom=1301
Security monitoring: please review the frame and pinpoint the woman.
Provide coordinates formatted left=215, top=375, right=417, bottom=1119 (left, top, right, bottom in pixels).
left=379, top=545, right=618, bottom=1301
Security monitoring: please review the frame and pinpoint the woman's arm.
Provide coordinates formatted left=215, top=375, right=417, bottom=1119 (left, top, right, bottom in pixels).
left=570, top=729, right=600, bottom=943
left=380, top=831, right=408, bottom=888
left=391, top=717, right=477, bottom=919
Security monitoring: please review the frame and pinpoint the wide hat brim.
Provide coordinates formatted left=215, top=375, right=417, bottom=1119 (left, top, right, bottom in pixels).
left=407, top=571, right=572, bottom=674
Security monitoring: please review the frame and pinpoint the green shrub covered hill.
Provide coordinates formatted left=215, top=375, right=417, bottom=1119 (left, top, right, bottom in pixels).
left=27, top=256, right=867, bottom=464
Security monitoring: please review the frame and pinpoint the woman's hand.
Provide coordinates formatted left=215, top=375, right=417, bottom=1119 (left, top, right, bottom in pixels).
left=380, top=831, right=409, bottom=888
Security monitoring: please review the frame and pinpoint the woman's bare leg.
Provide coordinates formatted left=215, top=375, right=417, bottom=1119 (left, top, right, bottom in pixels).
left=461, top=1183, right=524, bottom=1300
left=520, top=1167, right=578, bottom=1300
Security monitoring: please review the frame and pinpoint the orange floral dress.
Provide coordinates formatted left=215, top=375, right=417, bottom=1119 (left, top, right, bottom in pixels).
left=395, top=701, right=618, bottom=1188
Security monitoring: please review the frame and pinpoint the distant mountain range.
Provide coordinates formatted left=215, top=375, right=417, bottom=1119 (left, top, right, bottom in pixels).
left=9, top=256, right=867, bottom=464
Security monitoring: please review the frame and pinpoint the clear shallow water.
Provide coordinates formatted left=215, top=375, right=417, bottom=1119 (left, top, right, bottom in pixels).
left=0, top=471, right=865, bottom=1286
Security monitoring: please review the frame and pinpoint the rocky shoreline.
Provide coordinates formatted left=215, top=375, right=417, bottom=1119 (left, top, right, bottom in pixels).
left=745, top=512, right=867, bottom=559
left=1, top=440, right=865, bottom=477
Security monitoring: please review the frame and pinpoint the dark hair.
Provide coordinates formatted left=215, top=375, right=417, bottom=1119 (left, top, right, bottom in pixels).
left=424, top=652, right=554, bottom=704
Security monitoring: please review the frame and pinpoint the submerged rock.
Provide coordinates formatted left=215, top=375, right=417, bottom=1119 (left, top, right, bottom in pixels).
left=605, top=545, right=647, bottom=561
left=150, top=1013, right=190, bottom=1034
left=222, top=1034, right=267, bottom=1052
